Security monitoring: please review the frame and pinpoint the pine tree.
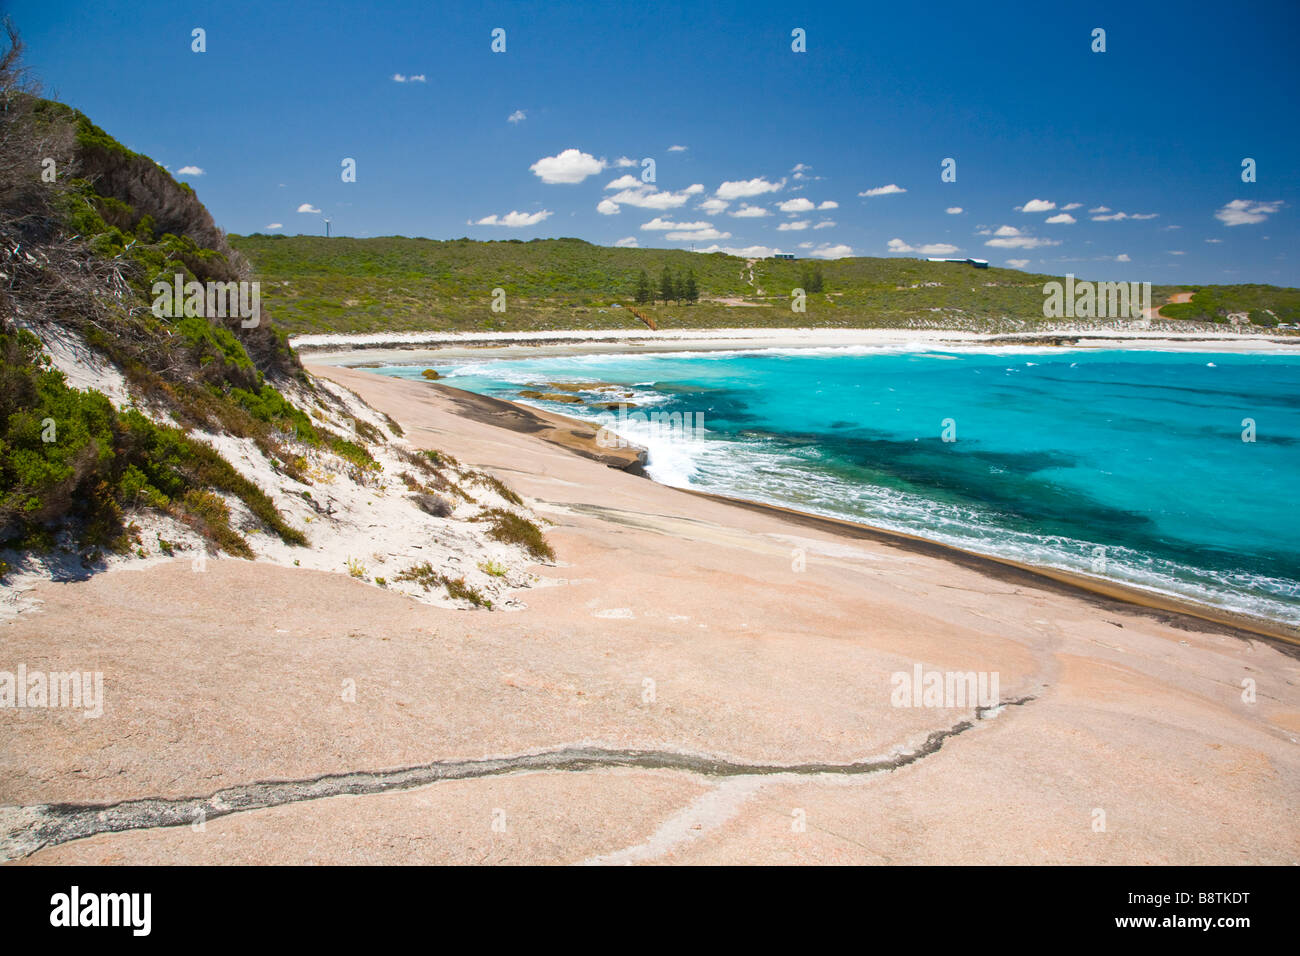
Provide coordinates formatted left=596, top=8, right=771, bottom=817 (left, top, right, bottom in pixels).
left=800, top=264, right=825, bottom=294
left=683, top=270, right=698, bottom=304
left=634, top=269, right=651, bottom=304
left=660, top=266, right=676, bottom=304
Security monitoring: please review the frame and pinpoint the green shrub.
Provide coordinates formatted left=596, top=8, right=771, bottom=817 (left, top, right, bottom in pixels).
left=394, top=561, right=492, bottom=608
left=471, top=472, right=523, bottom=506
left=475, top=508, right=554, bottom=561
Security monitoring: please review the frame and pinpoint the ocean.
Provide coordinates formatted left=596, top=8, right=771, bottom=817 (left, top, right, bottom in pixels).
left=371, top=348, right=1300, bottom=627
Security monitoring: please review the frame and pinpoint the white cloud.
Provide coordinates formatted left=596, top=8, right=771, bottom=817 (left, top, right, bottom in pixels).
left=666, top=228, right=730, bottom=241
left=817, top=200, right=838, bottom=210
left=265, top=223, right=283, bottom=230
left=945, top=207, right=964, bottom=215
left=715, top=177, right=784, bottom=200
left=392, top=73, right=426, bottom=83
left=810, top=243, right=853, bottom=259
left=176, top=165, right=204, bottom=176
left=984, top=235, right=1059, bottom=249
left=606, top=186, right=700, bottom=210
left=641, top=217, right=711, bottom=231
left=698, top=198, right=730, bottom=214
left=1115, top=253, right=1131, bottom=262
left=614, top=156, right=638, bottom=167
left=1044, top=213, right=1076, bottom=224
left=1214, top=199, right=1283, bottom=226
left=1019, top=199, right=1056, bottom=213
left=297, top=203, right=321, bottom=214
left=798, top=242, right=815, bottom=249
left=473, top=209, right=552, bottom=227
left=410, top=74, right=426, bottom=83
left=858, top=183, right=906, bottom=198
left=887, top=238, right=960, bottom=255
left=728, top=204, right=769, bottom=218
left=1006, top=259, right=1030, bottom=268
left=1168, top=250, right=1186, bottom=255
left=507, top=110, right=526, bottom=124
left=596, top=199, right=620, bottom=215
left=605, top=174, right=642, bottom=190
left=684, top=184, right=704, bottom=194
left=1205, top=238, right=1223, bottom=243
left=777, top=197, right=815, bottom=213
left=614, top=236, right=638, bottom=247
left=814, top=220, right=836, bottom=229
left=667, top=144, right=688, bottom=152
left=529, top=148, right=605, bottom=184
left=392, top=73, right=406, bottom=82
left=778, top=221, right=811, bottom=231
left=694, top=244, right=783, bottom=258
left=1061, top=202, right=1082, bottom=211
left=977, top=225, right=1023, bottom=237
left=1087, top=206, right=1157, bottom=221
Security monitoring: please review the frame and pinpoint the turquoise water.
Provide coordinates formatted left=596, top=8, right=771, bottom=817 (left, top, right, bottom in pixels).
left=372, top=348, right=1300, bottom=626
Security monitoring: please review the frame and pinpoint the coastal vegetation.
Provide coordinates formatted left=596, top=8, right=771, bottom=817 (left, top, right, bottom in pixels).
left=1158, top=285, right=1300, bottom=324
left=0, top=24, right=555, bottom=586
left=229, top=233, right=1300, bottom=336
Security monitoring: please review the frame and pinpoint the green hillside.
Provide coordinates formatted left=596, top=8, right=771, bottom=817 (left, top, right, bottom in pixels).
left=229, top=234, right=1300, bottom=336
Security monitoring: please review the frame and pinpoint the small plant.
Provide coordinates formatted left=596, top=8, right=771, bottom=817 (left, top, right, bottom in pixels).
left=479, top=559, right=507, bottom=577
left=394, top=561, right=439, bottom=590
left=476, top=508, right=554, bottom=561
left=423, top=448, right=458, bottom=468
left=441, top=575, right=492, bottom=609
left=157, top=537, right=175, bottom=556
left=472, top=472, right=523, bottom=506
left=180, top=488, right=252, bottom=558
left=345, top=556, right=367, bottom=579
left=375, top=576, right=386, bottom=587
left=421, top=368, right=440, bottom=380
left=395, top=562, right=492, bottom=608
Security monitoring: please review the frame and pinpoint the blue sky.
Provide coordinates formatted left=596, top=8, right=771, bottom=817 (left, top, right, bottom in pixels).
left=13, top=0, right=1299, bottom=284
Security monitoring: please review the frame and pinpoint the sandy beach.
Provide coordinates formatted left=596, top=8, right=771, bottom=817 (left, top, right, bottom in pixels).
left=294, top=326, right=1300, bottom=368
left=3, top=362, right=1297, bottom=865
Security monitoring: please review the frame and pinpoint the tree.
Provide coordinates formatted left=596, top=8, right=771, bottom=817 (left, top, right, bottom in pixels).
left=800, top=264, right=824, bottom=295
left=683, top=270, right=698, bottom=304
left=659, top=266, right=676, bottom=305
left=634, top=269, right=651, bottom=304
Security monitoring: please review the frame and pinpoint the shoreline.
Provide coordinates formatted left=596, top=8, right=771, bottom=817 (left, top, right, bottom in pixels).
left=293, top=326, right=1300, bottom=365
left=7, top=362, right=1296, bottom=864
left=422, top=380, right=1300, bottom=650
